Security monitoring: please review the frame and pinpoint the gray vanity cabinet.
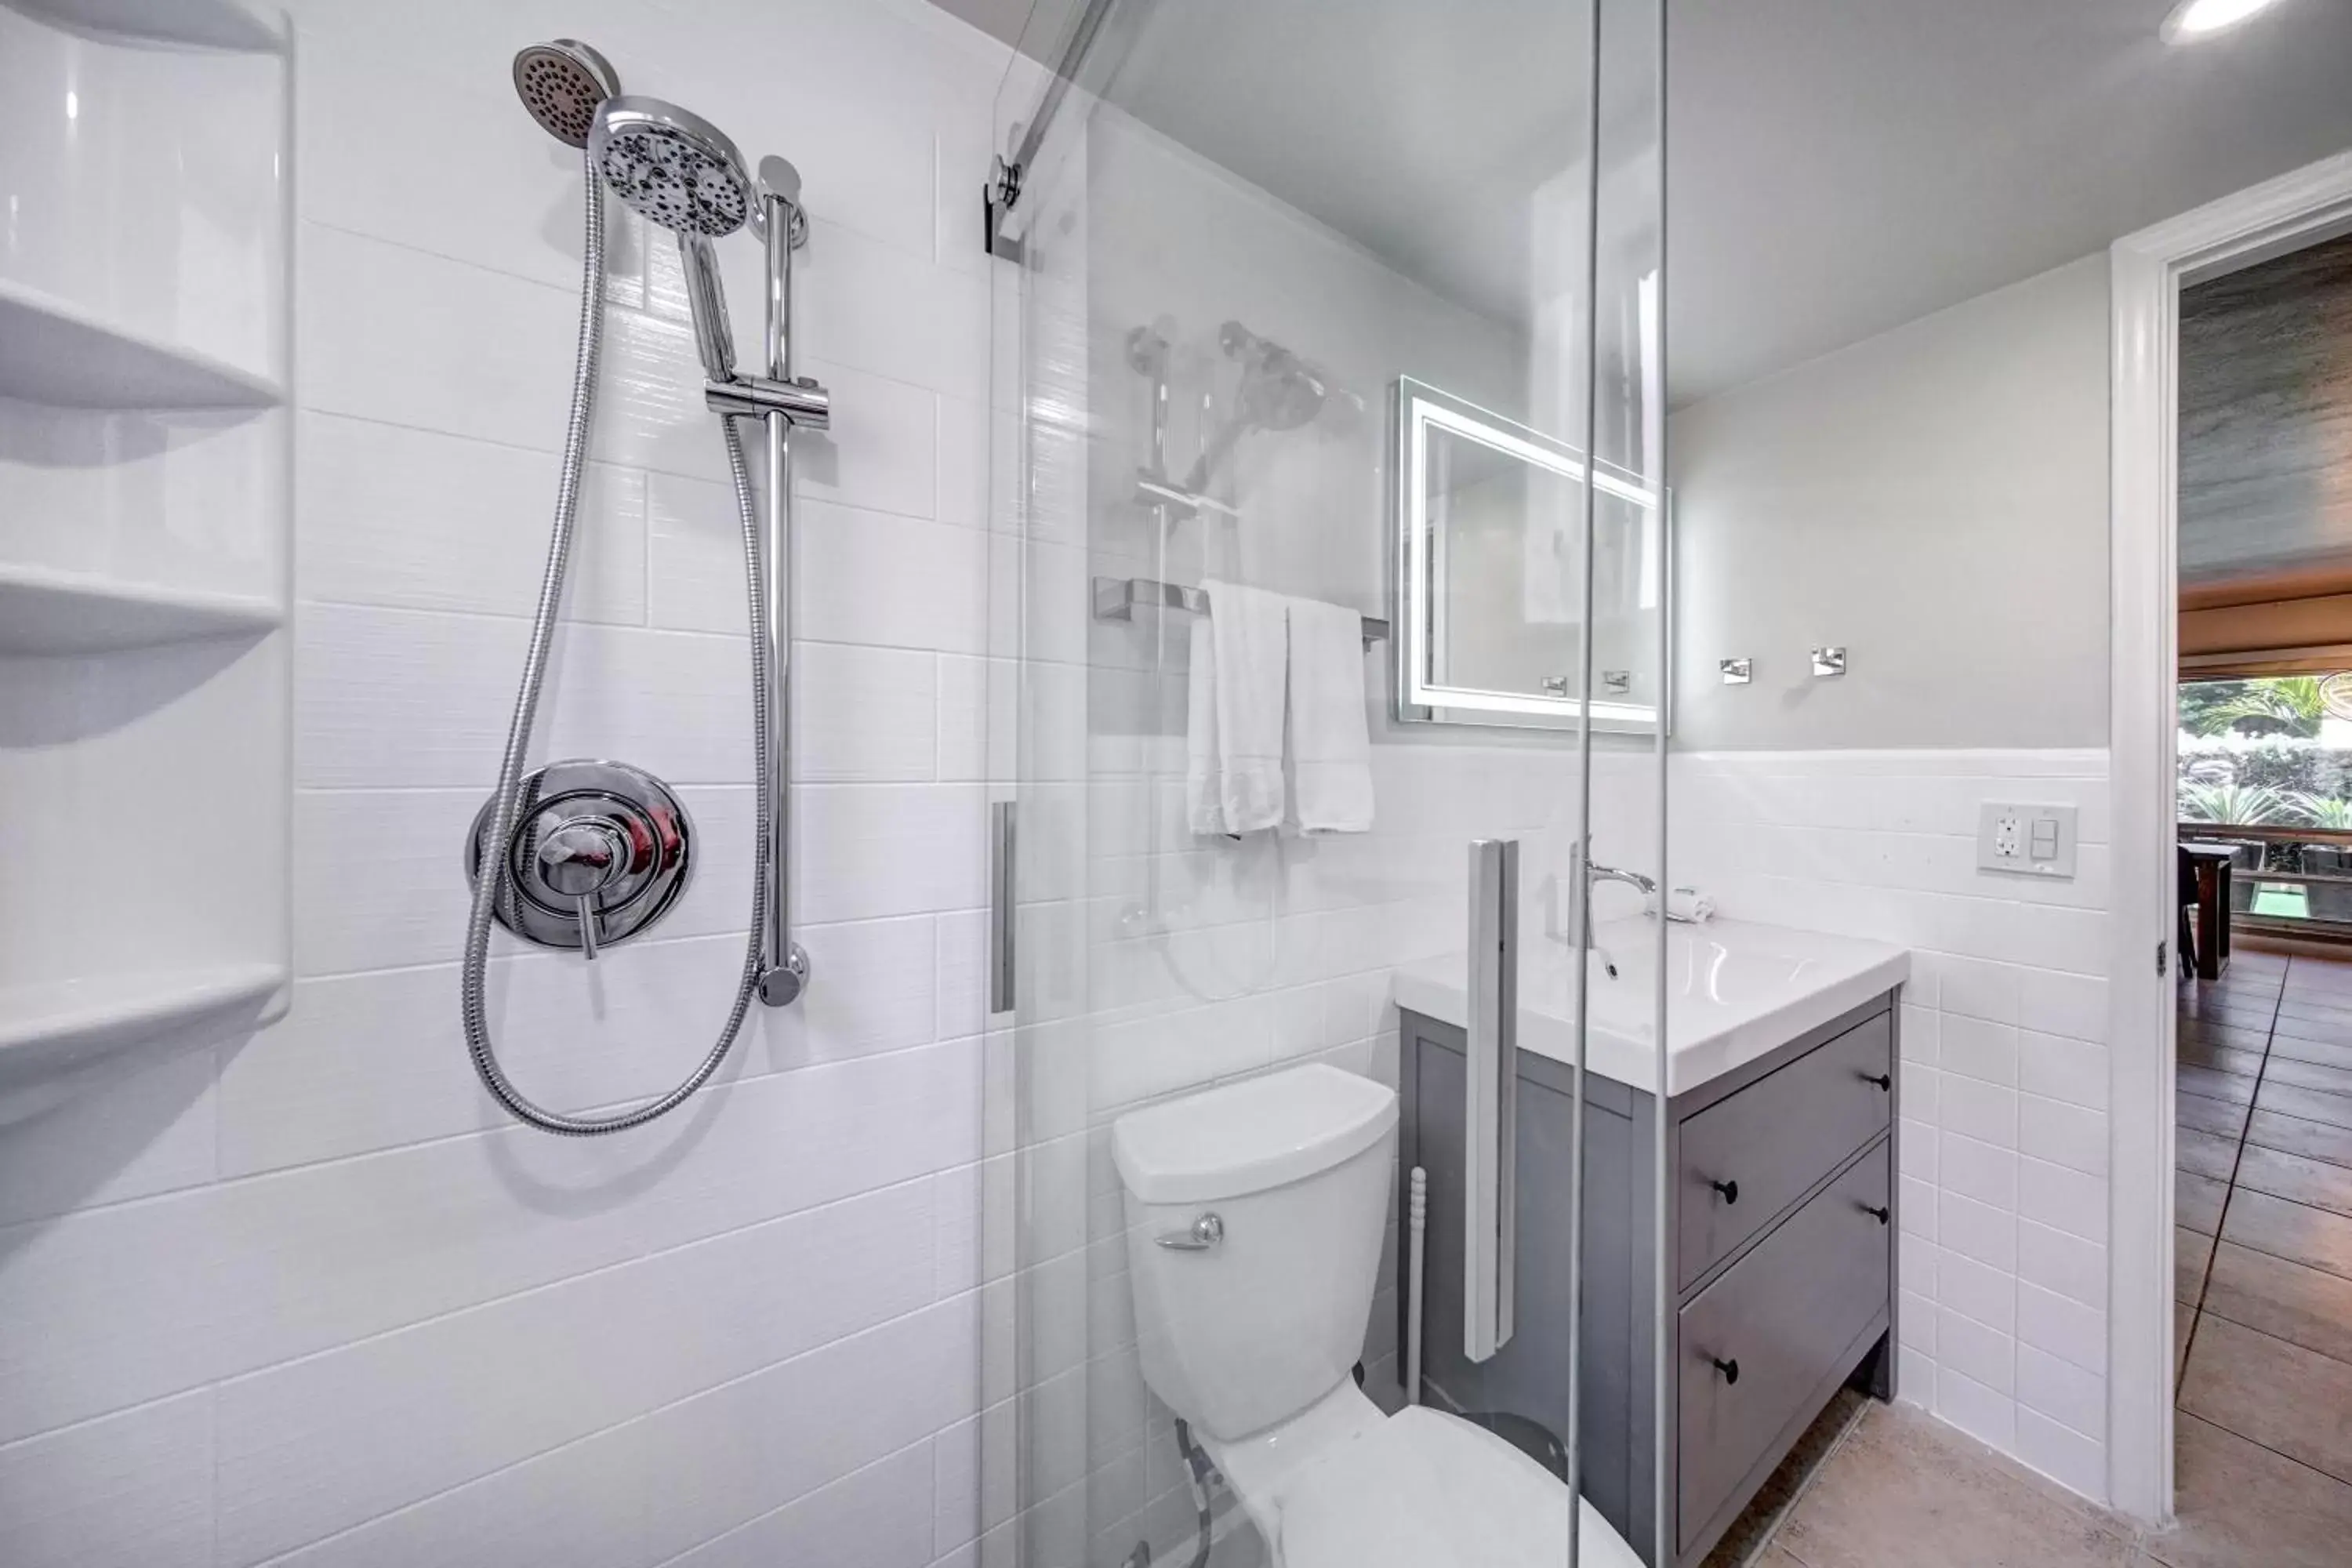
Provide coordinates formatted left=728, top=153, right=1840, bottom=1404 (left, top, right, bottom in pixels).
left=1399, top=992, right=1899, bottom=1568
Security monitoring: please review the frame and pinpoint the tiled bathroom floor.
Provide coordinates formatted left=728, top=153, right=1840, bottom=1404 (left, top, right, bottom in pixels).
left=1718, top=945, right=2352, bottom=1567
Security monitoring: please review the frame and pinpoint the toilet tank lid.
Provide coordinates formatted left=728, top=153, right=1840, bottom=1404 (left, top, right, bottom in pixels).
left=1112, top=1064, right=1399, bottom=1205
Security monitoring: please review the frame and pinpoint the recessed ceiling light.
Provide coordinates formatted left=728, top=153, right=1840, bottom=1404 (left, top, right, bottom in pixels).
left=2161, top=0, right=2286, bottom=43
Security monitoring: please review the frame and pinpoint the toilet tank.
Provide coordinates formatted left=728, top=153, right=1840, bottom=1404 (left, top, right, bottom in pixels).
left=1112, top=1064, right=1399, bottom=1442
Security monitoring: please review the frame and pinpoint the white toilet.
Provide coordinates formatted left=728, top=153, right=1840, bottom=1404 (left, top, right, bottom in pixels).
left=1114, top=1062, right=1646, bottom=1568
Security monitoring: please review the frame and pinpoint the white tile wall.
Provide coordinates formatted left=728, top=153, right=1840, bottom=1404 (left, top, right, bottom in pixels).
left=0, top=2, right=1014, bottom=1564
left=1671, top=747, right=2113, bottom=1503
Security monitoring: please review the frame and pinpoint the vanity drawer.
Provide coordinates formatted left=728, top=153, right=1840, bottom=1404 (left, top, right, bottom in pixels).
left=1675, top=1009, right=1892, bottom=1289
left=1677, top=1139, right=1890, bottom=1548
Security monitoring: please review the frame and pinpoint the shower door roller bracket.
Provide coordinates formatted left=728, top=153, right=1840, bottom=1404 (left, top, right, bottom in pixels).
left=982, top=154, right=1023, bottom=260
left=466, top=759, right=694, bottom=958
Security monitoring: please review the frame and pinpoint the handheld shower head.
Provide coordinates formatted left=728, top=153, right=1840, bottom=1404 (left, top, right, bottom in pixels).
left=590, top=96, right=754, bottom=380
left=512, top=41, right=619, bottom=148
left=588, top=96, right=753, bottom=239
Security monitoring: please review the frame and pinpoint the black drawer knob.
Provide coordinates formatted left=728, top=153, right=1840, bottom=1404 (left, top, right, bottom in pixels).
left=1710, top=1355, right=1740, bottom=1385
left=1710, top=1178, right=1740, bottom=1205
left=1861, top=1203, right=1889, bottom=1225
left=1859, top=1071, right=1892, bottom=1091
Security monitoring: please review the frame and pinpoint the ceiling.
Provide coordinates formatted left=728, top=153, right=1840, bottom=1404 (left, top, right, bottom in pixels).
left=930, top=0, right=2352, bottom=407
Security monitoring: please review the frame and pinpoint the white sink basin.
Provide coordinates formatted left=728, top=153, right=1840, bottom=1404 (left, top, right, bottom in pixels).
left=1390, top=916, right=1910, bottom=1097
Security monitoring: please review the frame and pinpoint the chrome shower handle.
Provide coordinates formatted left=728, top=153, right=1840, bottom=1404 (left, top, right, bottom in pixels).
left=1155, top=1214, right=1225, bottom=1252
left=532, top=816, right=629, bottom=963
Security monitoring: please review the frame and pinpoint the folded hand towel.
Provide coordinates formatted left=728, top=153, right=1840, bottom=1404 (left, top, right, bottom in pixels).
left=1646, top=886, right=1718, bottom=924
left=1185, top=578, right=1289, bottom=835
left=1286, top=595, right=1375, bottom=834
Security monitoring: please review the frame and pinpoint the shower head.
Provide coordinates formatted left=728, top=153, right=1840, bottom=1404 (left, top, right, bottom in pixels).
left=512, top=40, right=619, bottom=148
left=1178, top=321, right=1330, bottom=493
left=1235, top=345, right=1327, bottom=433
left=589, top=96, right=754, bottom=379
left=588, top=96, right=753, bottom=239
left=1221, top=321, right=1327, bottom=432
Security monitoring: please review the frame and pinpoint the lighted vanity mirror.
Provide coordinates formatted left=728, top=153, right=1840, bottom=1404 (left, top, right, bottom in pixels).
left=1392, top=376, right=1667, bottom=733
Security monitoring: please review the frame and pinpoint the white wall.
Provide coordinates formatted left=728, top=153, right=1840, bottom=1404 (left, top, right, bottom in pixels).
left=1671, top=750, right=2114, bottom=1501
left=0, top=3, right=1014, bottom=1565
left=1669, top=253, right=2111, bottom=752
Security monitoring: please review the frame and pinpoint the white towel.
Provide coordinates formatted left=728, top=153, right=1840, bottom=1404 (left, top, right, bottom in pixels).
left=1286, top=595, right=1375, bottom=834
left=1185, top=578, right=1289, bottom=835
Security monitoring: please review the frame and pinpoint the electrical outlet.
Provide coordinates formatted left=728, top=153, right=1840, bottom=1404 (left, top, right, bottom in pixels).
left=1977, top=801, right=2078, bottom=878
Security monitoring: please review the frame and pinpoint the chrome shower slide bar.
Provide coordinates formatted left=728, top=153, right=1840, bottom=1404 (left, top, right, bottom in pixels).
left=1090, top=575, right=1390, bottom=645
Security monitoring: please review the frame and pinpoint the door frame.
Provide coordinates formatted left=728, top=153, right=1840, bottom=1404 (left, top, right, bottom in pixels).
left=2107, top=144, right=2352, bottom=1525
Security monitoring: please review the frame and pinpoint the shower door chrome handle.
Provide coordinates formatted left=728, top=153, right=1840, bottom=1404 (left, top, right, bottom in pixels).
left=755, top=186, right=811, bottom=1009
left=1465, top=837, right=1519, bottom=1363
left=989, top=800, right=1017, bottom=1014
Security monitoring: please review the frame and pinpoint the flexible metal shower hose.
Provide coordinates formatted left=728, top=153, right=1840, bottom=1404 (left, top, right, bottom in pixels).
left=459, top=154, right=771, bottom=1136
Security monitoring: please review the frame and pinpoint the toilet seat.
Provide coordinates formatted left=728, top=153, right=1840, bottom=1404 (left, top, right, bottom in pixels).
left=1209, top=1390, right=1646, bottom=1568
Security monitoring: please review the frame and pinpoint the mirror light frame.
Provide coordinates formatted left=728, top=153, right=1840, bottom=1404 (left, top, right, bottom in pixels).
left=1390, top=376, right=1668, bottom=734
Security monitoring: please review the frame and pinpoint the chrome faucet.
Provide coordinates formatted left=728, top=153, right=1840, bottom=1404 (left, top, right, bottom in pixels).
left=1554, top=838, right=1657, bottom=977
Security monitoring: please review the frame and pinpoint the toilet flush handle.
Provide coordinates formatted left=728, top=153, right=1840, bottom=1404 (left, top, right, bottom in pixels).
left=1156, top=1213, right=1225, bottom=1252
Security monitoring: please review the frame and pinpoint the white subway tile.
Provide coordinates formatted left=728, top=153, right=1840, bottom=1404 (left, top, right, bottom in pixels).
left=2016, top=1220, right=2107, bottom=1311
left=791, top=644, right=943, bottom=782
left=797, top=501, right=989, bottom=654
left=299, top=223, right=575, bottom=452
left=1936, top=1305, right=2016, bottom=1396
left=2020, top=968, right=2107, bottom=1044
left=0, top=1392, right=212, bottom=1568
left=1940, top=1131, right=2018, bottom=1210
left=2016, top=1155, right=2108, bottom=1243
left=664, top=1442, right=938, bottom=1568
left=296, top=604, right=753, bottom=789
left=221, top=937, right=764, bottom=1176
left=797, top=220, right=989, bottom=403
left=799, top=358, right=942, bottom=523
left=2019, top=1030, right=2108, bottom=1111
left=213, top=1180, right=938, bottom=1563
left=1897, top=1346, right=1936, bottom=1407
left=0, top=1048, right=216, bottom=1229
left=1940, top=1014, right=2020, bottom=1087
left=2016, top=1343, right=2105, bottom=1440
left=2020, top=1094, right=2108, bottom=1178
left=1899, top=1289, right=1938, bottom=1354
left=1939, top=1073, right=2018, bottom=1148
left=1899, top=1003, right=1940, bottom=1064
left=296, top=26, right=650, bottom=300
left=1900, top=1174, right=1939, bottom=1240
left=297, top=412, right=648, bottom=625
left=1900, top=1229, right=1938, bottom=1300
left=796, top=785, right=989, bottom=924
left=293, top=786, right=753, bottom=976
left=2017, top=1279, right=2107, bottom=1373
left=2, top=1042, right=980, bottom=1444
left=2014, top=1407, right=2107, bottom=1503
left=1936, top=1246, right=2016, bottom=1334
left=1940, top=956, right=2021, bottom=1025
left=1935, top=1365, right=2016, bottom=1452
left=1938, top=1189, right=2016, bottom=1272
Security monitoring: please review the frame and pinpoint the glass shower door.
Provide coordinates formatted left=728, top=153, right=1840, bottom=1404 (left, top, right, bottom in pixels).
left=978, top=1, right=1667, bottom=1564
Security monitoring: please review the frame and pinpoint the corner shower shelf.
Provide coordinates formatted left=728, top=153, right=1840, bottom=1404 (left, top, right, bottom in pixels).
left=0, top=564, right=283, bottom=654
left=13, top=0, right=281, bottom=50
left=0, top=278, right=284, bottom=411
left=0, top=964, right=287, bottom=1089
left=0, top=2, right=291, bottom=1114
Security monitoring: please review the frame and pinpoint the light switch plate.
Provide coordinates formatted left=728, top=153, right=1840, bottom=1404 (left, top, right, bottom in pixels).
left=1977, top=801, right=2078, bottom=878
